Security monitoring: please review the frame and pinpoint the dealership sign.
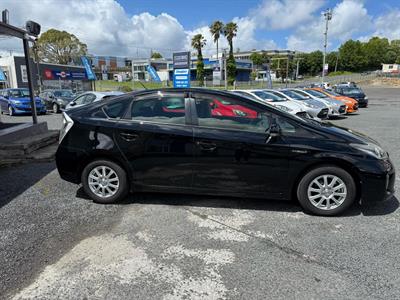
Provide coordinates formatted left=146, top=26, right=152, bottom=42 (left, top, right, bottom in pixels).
left=43, top=69, right=87, bottom=80
left=173, top=51, right=190, bottom=69
left=146, top=65, right=161, bottom=82
left=173, top=69, right=190, bottom=88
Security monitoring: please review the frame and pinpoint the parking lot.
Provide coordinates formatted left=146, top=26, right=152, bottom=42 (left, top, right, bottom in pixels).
left=0, top=86, right=399, bottom=299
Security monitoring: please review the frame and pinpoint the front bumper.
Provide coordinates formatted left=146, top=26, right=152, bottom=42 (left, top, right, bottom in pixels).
left=12, top=103, right=46, bottom=114
left=360, top=158, right=396, bottom=203
left=356, top=98, right=368, bottom=107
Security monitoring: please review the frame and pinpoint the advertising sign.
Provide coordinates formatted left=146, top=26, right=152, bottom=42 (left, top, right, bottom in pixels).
left=20, top=65, right=28, bottom=83
left=43, top=69, right=87, bottom=80
left=146, top=65, right=161, bottom=82
left=81, top=56, right=96, bottom=80
left=173, top=52, right=190, bottom=69
left=173, top=69, right=190, bottom=88
left=0, top=67, right=6, bottom=81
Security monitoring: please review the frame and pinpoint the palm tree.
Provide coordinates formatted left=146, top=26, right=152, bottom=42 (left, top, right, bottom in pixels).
left=209, top=20, right=224, bottom=60
left=223, top=22, right=238, bottom=85
left=223, top=22, right=238, bottom=55
left=191, top=34, right=206, bottom=86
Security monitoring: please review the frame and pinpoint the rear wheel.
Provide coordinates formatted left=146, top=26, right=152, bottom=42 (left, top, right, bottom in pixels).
left=297, top=165, right=356, bottom=216
left=81, top=160, right=129, bottom=204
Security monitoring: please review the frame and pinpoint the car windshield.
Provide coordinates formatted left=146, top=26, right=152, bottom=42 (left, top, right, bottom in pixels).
left=254, top=91, right=285, bottom=102
left=234, top=91, right=259, bottom=101
left=281, top=90, right=309, bottom=100
left=342, top=87, right=362, bottom=94
left=9, top=89, right=30, bottom=98
left=305, top=89, right=328, bottom=98
left=54, top=90, right=73, bottom=97
left=324, top=89, right=341, bottom=96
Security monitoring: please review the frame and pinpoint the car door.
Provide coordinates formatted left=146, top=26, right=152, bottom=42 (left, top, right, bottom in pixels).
left=114, top=91, right=195, bottom=190
left=0, top=90, right=9, bottom=111
left=190, top=92, right=292, bottom=198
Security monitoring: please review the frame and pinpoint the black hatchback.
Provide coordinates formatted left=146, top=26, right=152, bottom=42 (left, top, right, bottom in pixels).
left=56, top=88, right=395, bottom=216
left=334, top=86, right=369, bottom=107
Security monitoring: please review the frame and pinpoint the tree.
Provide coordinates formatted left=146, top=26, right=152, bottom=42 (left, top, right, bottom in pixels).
left=36, top=29, right=87, bottom=64
left=249, top=52, right=269, bottom=79
left=363, top=37, right=390, bottom=69
left=209, top=20, right=224, bottom=60
left=338, top=40, right=367, bottom=71
left=151, top=51, right=163, bottom=59
left=223, top=22, right=238, bottom=85
left=191, top=34, right=206, bottom=86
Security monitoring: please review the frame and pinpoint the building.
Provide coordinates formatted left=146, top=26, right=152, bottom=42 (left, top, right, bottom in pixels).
left=382, top=63, right=400, bottom=73
left=0, top=55, right=92, bottom=92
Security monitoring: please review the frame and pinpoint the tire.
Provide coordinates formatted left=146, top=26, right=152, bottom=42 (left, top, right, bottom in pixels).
left=81, top=160, right=129, bottom=204
left=296, top=165, right=356, bottom=216
left=8, top=106, right=14, bottom=116
left=52, top=103, right=59, bottom=114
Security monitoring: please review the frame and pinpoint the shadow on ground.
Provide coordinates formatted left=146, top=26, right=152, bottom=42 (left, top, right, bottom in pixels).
left=76, top=187, right=399, bottom=217
left=0, top=162, right=56, bottom=208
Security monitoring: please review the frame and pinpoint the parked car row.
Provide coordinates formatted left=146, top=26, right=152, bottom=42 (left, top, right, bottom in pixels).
left=56, top=88, right=395, bottom=217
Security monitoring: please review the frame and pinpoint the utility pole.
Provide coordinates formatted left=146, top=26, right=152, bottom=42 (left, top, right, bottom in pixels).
left=285, top=56, right=289, bottom=88
left=223, top=48, right=227, bottom=90
left=322, top=8, right=332, bottom=83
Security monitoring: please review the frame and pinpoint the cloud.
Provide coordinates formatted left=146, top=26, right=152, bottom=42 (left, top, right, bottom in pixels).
left=372, top=9, right=400, bottom=41
left=251, top=0, right=325, bottom=30
left=0, top=0, right=187, bottom=57
left=286, top=0, right=372, bottom=52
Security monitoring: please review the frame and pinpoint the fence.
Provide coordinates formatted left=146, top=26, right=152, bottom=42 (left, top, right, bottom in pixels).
left=94, top=72, right=379, bottom=92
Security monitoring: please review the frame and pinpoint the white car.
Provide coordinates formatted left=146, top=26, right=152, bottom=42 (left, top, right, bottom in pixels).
left=65, top=91, right=124, bottom=110
left=234, top=90, right=309, bottom=118
left=266, top=89, right=329, bottom=120
left=286, top=89, right=346, bottom=118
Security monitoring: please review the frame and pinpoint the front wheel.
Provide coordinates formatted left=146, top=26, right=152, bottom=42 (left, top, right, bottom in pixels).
left=52, top=103, right=59, bottom=114
left=297, top=166, right=356, bottom=216
left=81, top=160, right=129, bottom=204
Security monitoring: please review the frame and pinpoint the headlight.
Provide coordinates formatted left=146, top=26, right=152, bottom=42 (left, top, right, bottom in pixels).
left=364, top=96, right=368, bottom=100
left=275, top=105, right=293, bottom=112
left=57, top=98, right=65, bottom=105
left=351, top=143, right=387, bottom=159
left=13, top=101, right=22, bottom=105
left=233, top=109, right=247, bottom=117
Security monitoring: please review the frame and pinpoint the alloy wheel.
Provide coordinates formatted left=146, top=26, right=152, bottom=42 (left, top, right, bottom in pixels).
left=53, top=103, right=58, bottom=114
left=88, top=166, right=120, bottom=198
left=307, top=174, right=347, bottom=210
left=8, top=106, right=13, bottom=116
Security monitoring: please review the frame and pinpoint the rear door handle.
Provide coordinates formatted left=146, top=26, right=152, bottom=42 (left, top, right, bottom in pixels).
left=120, top=132, right=139, bottom=141
left=196, top=141, right=217, bottom=151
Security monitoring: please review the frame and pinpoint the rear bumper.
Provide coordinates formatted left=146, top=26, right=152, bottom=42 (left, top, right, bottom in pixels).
left=360, top=159, right=396, bottom=203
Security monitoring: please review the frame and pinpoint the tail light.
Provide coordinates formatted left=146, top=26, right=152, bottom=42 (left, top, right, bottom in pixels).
left=59, top=112, right=74, bottom=143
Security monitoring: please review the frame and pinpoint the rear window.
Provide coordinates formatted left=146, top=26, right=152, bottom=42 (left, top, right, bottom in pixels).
left=103, top=97, right=130, bottom=118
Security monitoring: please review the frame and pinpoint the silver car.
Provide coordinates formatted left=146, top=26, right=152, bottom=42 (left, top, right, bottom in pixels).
left=65, top=91, right=124, bottom=110
left=234, top=90, right=309, bottom=118
left=267, top=89, right=329, bottom=120
left=287, top=89, right=346, bottom=118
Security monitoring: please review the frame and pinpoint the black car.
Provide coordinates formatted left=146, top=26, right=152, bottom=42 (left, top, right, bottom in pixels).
left=334, top=86, right=368, bottom=107
left=39, top=89, right=75, bottom=113
left=56, top=88, right=395, bottom=216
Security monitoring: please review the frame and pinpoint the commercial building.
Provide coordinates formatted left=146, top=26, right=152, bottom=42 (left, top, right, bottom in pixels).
left=382, top=63, right=400, bottom=73
left=0, top=55, right=92, bottom=92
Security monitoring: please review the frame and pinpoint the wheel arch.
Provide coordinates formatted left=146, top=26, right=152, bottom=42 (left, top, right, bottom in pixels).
left=291, top=158, right=362, bottom=203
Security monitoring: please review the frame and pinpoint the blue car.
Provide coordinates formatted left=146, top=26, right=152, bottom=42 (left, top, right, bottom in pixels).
left=0, top=88, right=46, bottom=116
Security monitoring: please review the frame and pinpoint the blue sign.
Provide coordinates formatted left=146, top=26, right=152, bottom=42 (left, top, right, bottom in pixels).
left=81, top=56, right=96, bottom=80
left=173, top=69, right=190, bottom=88
left=0, top=67, right=6, bottom=81
left=146, top=65, right=161, bottom=82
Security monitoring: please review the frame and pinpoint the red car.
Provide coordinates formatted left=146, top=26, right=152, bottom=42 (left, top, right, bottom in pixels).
left=211, top=99, right=258, bottom=118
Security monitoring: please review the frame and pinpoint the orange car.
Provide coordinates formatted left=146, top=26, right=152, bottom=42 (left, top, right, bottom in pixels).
left=307, top=87, right=358, bottom=113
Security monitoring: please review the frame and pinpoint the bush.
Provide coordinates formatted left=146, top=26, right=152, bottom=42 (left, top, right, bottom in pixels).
left=119, top=85, right=133, bottom=92
left=328, top=71, right=353, bottom=76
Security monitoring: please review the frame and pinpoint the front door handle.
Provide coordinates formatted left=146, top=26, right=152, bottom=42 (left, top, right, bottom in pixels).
left=196, top=141, right=217, bottom=151
left=120, top=132, right=139, bottom=142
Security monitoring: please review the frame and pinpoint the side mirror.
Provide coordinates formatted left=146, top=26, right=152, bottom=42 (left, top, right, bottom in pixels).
left=70, top=102, right=76, bottom=106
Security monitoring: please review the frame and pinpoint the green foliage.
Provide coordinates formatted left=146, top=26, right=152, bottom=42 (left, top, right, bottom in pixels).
left=298, top=51, right=323, bottom=76
left=36, top=29, right=87, bottom=64
left=250, top=71, right=257, bottom=80
left=120, top=85, right=133, bottom=92
left=249, top=52, right=269, bottom=68
left=191, top=34, right=206, bottom=86
left=226, top=53, right=236, bottom=85
left=327, top=71, right=353, bottom=76
left=151, top=52, right=163, bottom=59
left=223, top=22, right=238, bottom=56
left=338, top=40, right=368, bottom=72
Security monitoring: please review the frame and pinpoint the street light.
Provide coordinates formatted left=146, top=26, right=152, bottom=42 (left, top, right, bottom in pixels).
left=322, top=8, right=332, bottom=83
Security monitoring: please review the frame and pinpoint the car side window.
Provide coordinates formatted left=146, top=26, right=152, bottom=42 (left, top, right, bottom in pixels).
left=103, top=97, right=130, bottom=119
left=74, top=94, right=94, bottom=105
left=194, top=94, right=271, bottom=133
left=130, top=94, right=186, bottom=125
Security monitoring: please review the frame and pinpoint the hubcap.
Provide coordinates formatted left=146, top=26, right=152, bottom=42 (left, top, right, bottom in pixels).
left=307, top=174, right=347, bottom=210
left=88, top=166, right=119, bottom=198
left=53, top=104, right=58, bottom=113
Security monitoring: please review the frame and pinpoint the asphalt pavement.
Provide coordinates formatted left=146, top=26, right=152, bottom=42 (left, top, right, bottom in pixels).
left=0, top=86, right=399, bottom=299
